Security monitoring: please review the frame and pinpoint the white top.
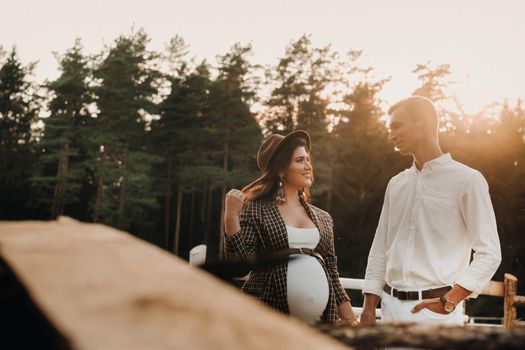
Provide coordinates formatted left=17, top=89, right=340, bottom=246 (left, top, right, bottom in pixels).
left=363, top=153, right=502, bottom=297
left=286, top=226, right=329, bottom=323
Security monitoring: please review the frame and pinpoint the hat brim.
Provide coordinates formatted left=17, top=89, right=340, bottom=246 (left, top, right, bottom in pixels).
left=262, top=130, right=311, bottom=171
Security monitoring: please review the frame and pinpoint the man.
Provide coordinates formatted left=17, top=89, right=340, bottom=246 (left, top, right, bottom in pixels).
left=360, top=96, right=501, bottom=327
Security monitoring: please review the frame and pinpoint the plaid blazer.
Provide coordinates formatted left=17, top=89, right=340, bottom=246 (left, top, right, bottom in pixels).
left=224, top=197, right=350, bottom=324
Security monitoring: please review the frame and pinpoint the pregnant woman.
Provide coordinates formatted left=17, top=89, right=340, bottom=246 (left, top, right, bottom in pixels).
left=224, top=130, right=358, bottom=326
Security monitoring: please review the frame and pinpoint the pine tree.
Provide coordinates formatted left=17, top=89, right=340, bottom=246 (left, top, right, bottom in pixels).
left=262, top=35, right=313, bottom=134
left=205, top=43, right=262, bottom=257
left=411, top=62, right=460, bottom=133
left=153, top=59, right=212, bottom=251
left=90, top=30, right=163, bottom=233
left=331, top=67, right=407, bottom=278
left=0, top=47, right=40, bottom=218
left=261, top=36, right=340, bottom=207
left=31, top=39, right=93, bottom=219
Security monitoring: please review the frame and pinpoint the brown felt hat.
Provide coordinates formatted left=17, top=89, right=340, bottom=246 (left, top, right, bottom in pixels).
left=256, top=130, right=311, bottom=172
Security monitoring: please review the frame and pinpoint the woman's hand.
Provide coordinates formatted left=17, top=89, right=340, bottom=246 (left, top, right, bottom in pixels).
left=341, top=316, right=359, bottom=327
left=338, top=301, right=359, bottom=327
left=225, top=189, right=245, bottom=218
left=224, top=189, right=245, bottom=236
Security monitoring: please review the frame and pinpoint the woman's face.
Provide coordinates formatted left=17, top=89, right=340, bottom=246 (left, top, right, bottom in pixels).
left=282, top=146, right=313, bottom=189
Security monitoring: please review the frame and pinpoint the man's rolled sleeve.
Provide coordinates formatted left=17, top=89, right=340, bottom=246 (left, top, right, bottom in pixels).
left=362, top=279, right=385, bottom=297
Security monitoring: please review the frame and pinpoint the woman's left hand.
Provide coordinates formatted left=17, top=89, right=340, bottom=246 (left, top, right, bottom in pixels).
left=341, top=317, right=359, bottom=327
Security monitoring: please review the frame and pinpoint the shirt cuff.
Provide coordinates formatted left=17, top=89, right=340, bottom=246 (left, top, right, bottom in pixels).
left=362, top=279, right=385, bottom=297
left=455, top=275, right=481, bottom=298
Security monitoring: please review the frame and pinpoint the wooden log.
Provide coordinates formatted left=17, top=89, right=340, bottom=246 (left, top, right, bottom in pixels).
left=0, top=217, right=348, bottom=350
left=504, top=273, right=518, bottom=329
left=317, top=322, right=525, bottom=349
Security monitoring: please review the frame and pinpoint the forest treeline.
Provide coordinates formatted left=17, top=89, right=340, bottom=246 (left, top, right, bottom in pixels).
left=1, top=30, right=523, bottom=315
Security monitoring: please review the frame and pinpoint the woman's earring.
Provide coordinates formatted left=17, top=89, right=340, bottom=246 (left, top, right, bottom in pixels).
left=276, top=176, right=286, bottom=204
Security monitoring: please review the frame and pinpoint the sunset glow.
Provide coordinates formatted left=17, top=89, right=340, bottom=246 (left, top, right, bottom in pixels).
left=1, top=0, right=523, bottom=114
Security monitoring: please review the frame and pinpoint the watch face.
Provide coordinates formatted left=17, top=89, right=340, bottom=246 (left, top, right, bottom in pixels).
left=444, top=302, right=455, bottom=313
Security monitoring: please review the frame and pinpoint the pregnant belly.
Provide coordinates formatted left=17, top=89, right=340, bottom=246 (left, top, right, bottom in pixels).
left=287, top=255, right=329, bottom=323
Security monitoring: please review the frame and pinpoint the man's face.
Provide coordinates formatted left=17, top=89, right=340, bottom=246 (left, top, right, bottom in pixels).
left=387, top=108, right=424, bottom=156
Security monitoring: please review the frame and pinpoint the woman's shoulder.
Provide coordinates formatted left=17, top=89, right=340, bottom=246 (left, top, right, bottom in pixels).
left=241, top=199, right=271, bottom=216
left=305, top=202, right=333, bottom=221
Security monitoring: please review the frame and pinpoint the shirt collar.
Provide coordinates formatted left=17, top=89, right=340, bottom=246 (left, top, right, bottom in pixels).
left=412, top=153, right=452, bottom=172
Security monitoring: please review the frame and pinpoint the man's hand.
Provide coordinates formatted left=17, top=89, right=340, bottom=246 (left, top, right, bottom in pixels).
left=360, top=293, right=380, bottom=326
left=359, top=308, right=377, bottom=326
left=411, top=297, right=447, bottom=314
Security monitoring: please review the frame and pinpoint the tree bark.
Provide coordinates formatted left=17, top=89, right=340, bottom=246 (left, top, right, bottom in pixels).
left=200, top=181, right=208, bottom=223
left=205, top=186, right=213, bottom=246
left=51, top=146, right=64, bottom=219
left=173, top=190, right=183, bottom=255
left=219, top=141, right=229, bottom=259
left=51, top=142, right=69, bottom=219
left=189, top=190, right=196, bottom=250
left=117, top=175, right=126, bottom=229
left=93, top=175, right=104, bottom=223
left=163, top=159, right=173, bottom=249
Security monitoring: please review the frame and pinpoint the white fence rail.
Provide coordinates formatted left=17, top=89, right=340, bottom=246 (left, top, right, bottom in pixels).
left=189, top=246, right=504, bottom=326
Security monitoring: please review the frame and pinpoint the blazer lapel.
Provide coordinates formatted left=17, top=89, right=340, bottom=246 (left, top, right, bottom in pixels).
left=302, top=200, right=328, bottom=252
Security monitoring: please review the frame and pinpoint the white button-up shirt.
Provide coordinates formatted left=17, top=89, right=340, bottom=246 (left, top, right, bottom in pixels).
left=363, top=153, right=501, bottom=297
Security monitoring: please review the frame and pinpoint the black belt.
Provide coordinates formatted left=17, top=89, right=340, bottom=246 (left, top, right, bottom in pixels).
left=287, top=248, right=325, bottom=264
left=383, top=283, right=451, bottom=301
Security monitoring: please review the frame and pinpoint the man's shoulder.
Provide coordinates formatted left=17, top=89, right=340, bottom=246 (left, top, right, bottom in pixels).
left=389, top=167, right=413, bottom=184
left=448, top=159, right=483, bottom=178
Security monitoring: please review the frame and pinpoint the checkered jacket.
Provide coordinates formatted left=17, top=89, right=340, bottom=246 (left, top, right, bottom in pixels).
left=224, top=197, right=350, bottom=324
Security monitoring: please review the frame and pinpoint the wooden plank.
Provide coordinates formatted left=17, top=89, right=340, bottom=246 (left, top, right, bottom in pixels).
left=514, top=295, right=525, bottom=307
left=0, top=217, right=348, bottom=350
left=480, top=280, right=505, bottom=297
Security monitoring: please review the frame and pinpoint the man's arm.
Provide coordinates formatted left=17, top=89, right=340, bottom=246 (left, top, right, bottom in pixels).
left=361, top=180, right=392, bottom=325
left=455, top=171, right=502, bottom=297
left=361, top=293, right=381, bottom=325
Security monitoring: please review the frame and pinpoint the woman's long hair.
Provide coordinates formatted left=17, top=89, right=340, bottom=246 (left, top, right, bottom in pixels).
left=242, top=137, right=313, bottom=203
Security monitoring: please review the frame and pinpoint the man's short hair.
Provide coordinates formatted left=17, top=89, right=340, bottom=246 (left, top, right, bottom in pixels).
left=388, top=96, right=439, bottom=134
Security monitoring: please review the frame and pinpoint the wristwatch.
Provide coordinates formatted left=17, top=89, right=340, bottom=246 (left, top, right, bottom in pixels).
left=439, top=295, right=456, bottom=313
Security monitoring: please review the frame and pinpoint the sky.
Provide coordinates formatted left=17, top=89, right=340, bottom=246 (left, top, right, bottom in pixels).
left=1, top=0, right=524, bottom=114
